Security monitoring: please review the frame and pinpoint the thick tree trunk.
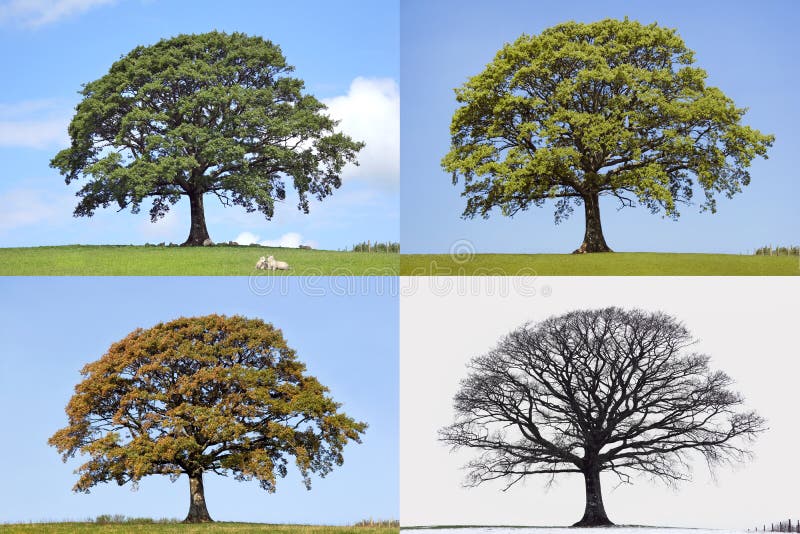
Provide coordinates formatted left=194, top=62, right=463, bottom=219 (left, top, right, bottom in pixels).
left=573, top=468, right=613, bottom=527
left=183, top=191, right=211, bottom=246
left=573, top=193, right=612, bottom=254
left=183, top=472, right=213, bottom=523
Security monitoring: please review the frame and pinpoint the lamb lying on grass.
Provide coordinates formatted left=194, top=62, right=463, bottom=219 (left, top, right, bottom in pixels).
left=266, top=255, right=290, bottom=271
left=255, top=255, right=290, bottom=271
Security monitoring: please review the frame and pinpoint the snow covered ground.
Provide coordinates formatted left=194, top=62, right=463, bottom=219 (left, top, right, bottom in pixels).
left=402, top=528, right=747, bottom=534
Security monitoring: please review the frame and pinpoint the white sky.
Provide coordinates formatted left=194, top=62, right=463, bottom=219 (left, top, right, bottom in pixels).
left=400, top=277, right=800, bottom=529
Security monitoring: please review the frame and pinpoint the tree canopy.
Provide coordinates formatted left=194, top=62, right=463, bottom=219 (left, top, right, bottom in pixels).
left=49, top=314, right=366, bottom=523
left=442, top=18, right=774, bottom=252
left=440, top=307, right=764, bottom=526
left=51, top=31, right=364, bottom=245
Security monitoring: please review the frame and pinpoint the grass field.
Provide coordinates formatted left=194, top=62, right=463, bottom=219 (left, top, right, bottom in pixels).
left=400, top=252, right=799, bottom=276
left=0, top=524, right=398, bottom=533
left=0, top=246, right=399, bottom=276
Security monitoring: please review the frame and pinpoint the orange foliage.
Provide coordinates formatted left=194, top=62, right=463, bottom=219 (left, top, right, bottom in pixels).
left=48, top=315, right=367, bottom=494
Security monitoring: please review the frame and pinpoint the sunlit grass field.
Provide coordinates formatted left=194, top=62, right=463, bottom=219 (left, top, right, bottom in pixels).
left=400, top=252, right=799, bottom=276
left=0, top=523, right=398, bottom=533
left=0, top=246, right=398, bottom=276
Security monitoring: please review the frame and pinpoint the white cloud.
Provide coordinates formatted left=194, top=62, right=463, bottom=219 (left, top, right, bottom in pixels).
left=233, top=231, right=261, bottom=246
left=0, top=118, right=69, bottom=149
left=0, top=0, right=115, bottom=27
left=261, top=231, right=304, bottom=248
left=0, top=187, right=73, bottom=232
left=0, top=99, right=63, bottom=117
left=323, top=77, right=399, bottom=188
left=0, top=99, right=70, bottom=149
left=234, top=231, right=315, bottom=249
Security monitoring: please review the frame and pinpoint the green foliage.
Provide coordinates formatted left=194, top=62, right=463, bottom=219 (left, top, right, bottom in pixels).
left=51, top=31, right=363, bottom=237
left=49, top=315, right=366, bottom=494
left=352, top=520, right=399, bottom=528
left=754, top=245, right=800, bottom=256
left=443, top=18, right=773, bottom=224
left=351, top=241, right=400, bottom=253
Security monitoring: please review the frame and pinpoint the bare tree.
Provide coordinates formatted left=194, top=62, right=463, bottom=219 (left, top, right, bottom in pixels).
left=439, top=308, right=765, bottom=526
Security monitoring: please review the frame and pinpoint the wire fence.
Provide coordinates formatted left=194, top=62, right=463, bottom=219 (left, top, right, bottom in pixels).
left=749, top=520, right=800, bottom=532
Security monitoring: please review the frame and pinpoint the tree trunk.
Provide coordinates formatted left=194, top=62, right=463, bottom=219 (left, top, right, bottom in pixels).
left=573, top=192, right=612, bottom=254
left=183, top=472, right=213, bottom=523
left=183, top=191, right=211, bottom=246
left=573, top=468, right=613, bottom=527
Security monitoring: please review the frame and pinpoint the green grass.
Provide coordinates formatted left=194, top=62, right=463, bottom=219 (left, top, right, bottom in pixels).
left=0, top=523, right=398, bottom=533
left=0, top=246, right=399, bottom=276
left=400, top=252, right=800, bottom=276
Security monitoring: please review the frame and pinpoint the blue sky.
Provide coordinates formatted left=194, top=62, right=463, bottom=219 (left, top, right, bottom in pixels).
left=401, top=0, right=799, bottom=254
left=0, top=0, right=399, bottom=250
left=0, top=277, right=398, bottom=524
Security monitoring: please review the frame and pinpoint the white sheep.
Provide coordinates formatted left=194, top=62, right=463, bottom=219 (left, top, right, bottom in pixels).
left=255, top=256, right=268, bottom=270
left=266, top=255, right=290, bottom=271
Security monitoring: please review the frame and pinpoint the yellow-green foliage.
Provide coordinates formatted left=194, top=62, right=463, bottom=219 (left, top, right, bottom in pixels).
left=49, top=315, right=367, bottom=495
left=443, top=18, right=773, bottom=228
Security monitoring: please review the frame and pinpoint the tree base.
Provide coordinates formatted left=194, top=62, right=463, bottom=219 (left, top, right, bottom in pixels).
left=572, top=242, right=613, bottom=254
left=181, top=237, right=212, bottom=247
left=575, top=192, right=613, bottom=254
left=184, top=472, right=213, bottom=523
left=183, top=517, right=214, bottom=524
left=183, top=191, right=212, bottom=247
left=183, top=506, right=213, bottom=523
left=572, top=517, right=615, bottom=527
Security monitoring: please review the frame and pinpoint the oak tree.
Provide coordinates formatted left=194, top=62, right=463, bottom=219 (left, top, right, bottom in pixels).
left=49, top=315, right=366, bottom=523
left=440, top=308, right=764, bottom=526
left=51, top=31, right=364, bottom=245
left=442, top=19, right=773, bottom=253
